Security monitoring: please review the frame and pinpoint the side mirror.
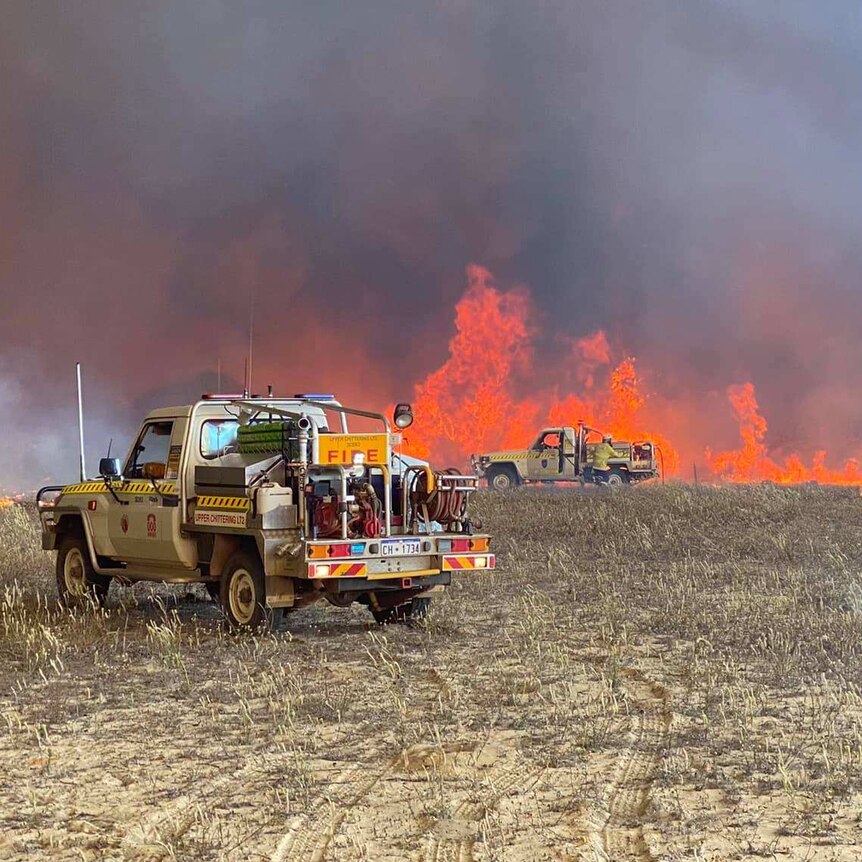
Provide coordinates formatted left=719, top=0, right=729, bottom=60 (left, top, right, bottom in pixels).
left=99, top=457, right=122, bottom=479
left=393, top=402, right=414, bottom=430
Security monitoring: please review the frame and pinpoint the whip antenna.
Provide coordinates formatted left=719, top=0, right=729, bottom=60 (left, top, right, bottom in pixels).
left=76, top=362, right=86, bottom=482
left=247, top=293, right=255, bottom=395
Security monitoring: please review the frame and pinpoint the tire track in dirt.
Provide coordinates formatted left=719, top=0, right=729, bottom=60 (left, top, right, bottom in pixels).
left=271, top=758, right=395, bottom=862
left=423, top=760, right=546, bottom=862
left=593, top=669, right=672, bottom=861
left=122, top=745, right=392, bottom=862
left=121, top=749, right=272, bottom=859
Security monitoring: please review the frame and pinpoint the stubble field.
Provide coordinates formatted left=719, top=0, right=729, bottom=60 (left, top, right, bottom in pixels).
left=1, top=485, right=861, bottom=861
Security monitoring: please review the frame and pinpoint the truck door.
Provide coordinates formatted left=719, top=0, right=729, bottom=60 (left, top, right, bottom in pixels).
left=526, top=429, right=566, bottom=481
left=560, top=428, right=578, bottom=479
left=109, top=419, right=196, bottom=569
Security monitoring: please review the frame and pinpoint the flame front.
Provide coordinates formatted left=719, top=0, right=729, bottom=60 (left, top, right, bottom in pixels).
left=406, top=265, right=537, bottom=462
left=405, top=266, right=677, bottom=473
left=403, top=265, right=862, bottom=486
left=707, top=383, right=862, bottom=485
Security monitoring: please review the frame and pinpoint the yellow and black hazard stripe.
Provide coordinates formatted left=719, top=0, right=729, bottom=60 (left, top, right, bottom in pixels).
left=61, top=481, right=109, bottom=495
left=61, top=481, right=179, bottom=496
left=486, top=453, right=536, bottom=462
left=196, top=495, right=251, bottom=511
left=61, top=482, right=251, bottom=513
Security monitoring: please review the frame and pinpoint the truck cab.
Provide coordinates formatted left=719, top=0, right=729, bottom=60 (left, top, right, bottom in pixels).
left=39, top=395, right=494, bottom=628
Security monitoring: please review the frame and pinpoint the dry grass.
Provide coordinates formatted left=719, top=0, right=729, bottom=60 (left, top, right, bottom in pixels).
left=1, top=486, right=862, bottom=860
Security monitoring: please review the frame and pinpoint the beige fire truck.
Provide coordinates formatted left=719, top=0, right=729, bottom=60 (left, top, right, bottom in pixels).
left=472, top=423, right=660, bottom=490
left=38, top=395, right=493, bottom=629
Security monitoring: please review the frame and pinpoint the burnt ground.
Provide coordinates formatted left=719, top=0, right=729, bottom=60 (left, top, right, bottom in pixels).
left=1, top=485, right=861, bottom=861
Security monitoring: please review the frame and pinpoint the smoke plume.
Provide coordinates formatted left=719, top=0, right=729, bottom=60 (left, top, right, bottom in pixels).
left=3, top=2, right=862, bottom=487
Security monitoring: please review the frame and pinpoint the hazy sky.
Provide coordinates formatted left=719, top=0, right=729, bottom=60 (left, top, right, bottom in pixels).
left=2, top=1, right=862, bottom=485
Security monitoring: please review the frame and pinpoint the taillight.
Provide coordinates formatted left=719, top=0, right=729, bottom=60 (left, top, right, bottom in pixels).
left=328, top=543, right=351, bottom=557
left=439, top=537, right=489, bottom=552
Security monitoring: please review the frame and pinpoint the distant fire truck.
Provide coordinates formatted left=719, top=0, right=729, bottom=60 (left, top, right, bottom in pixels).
left=472, top=423, right=660, bottom=489
left=38, top=394, right=493, bottom=629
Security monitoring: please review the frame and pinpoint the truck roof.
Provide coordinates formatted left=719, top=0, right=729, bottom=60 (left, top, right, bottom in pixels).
left=142, top=399, right=339, bottom=425
left=145, top=405, right=194, bottom=420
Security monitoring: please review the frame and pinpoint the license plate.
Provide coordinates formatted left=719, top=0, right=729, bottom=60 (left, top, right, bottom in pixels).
left=381, top=539, right=421, bottom=556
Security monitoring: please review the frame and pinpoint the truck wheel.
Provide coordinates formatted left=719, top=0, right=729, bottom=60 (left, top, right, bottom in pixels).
left=371, top=597, right=431, bottom=624
left=606, top=470, right=628, bottom=487
left=219, top=550, right=269, bottom=630
left=488, top=468, right=518, bottom=491
left=56, top=534, right=110, bottom=608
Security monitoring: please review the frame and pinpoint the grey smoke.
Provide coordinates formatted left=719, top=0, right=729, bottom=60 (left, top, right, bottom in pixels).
left=2, top=1, right=862, bottom=487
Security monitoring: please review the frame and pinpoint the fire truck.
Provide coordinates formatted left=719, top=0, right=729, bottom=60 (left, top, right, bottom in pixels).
left=472, top=423, right=660, bottom=490
left=38, top=395, right=493, bottom=629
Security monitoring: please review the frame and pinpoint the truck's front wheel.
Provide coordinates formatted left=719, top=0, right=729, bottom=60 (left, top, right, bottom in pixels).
left=220, top=550, right=269, bottom=630
left=487, top=467, right=518, bottom=491
left=56, top=534, right=110, bottom=608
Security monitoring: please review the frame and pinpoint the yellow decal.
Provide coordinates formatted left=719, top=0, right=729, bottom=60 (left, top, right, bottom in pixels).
left=167, top=445, right=182, bottom=477
left=318, top=434, right=389, bottom=466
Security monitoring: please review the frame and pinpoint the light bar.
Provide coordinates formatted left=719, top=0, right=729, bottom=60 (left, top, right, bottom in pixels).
left=294, top=393, right=335, bottom=400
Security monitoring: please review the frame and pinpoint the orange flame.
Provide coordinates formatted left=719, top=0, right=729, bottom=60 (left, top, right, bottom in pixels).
left=404, top=265, right=678, bottom=473
left=403, top=265, right=862, bottom=484
left=707, top=383, right=862, bottom=485
left=405, top=265, right=538, bottom=462
left=0, top=497, right=15, bottom=509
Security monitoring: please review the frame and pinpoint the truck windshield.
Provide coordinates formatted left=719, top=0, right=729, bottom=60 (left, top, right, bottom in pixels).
left=200, top=420, right=239, bottom=460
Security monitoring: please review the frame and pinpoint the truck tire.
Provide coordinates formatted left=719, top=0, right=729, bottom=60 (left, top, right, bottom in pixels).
left=371, top=596, right=431, bottom=624
left=487, top=467, right=518, bottom=491
left=606, top=470, right=628, bottom=487
left=56, top=534, right=110, bottom=608
left=219, top=549, right=282, bottom=631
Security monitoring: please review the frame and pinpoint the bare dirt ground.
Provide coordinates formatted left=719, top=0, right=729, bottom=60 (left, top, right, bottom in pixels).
left=2, top=485, right=861, bottom=861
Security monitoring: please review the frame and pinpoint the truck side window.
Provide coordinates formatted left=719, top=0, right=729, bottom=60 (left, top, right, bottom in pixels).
left=200, top=420, right=239, bottom=460
left=535, top=432, right=560, bottom=450
left=125, top=421, right=175, bottom=480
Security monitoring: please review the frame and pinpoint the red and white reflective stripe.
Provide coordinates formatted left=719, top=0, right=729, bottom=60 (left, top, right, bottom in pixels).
left=442, top=554, right=496, bottom=571
left=308, top=562, right=368, bottom=578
